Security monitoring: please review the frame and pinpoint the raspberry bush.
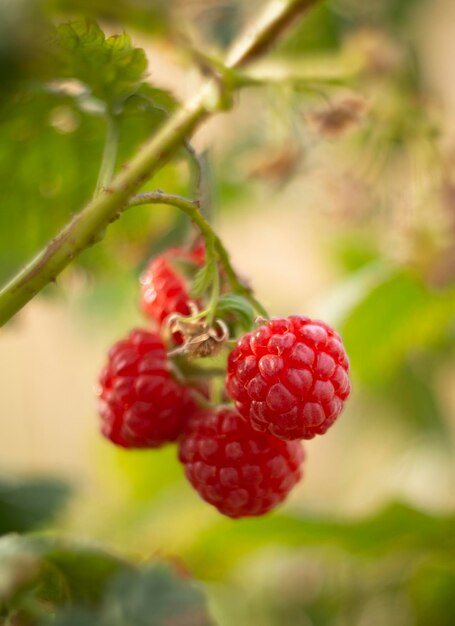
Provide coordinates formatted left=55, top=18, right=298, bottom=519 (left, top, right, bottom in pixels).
left=0, top=0, right=375, bottom=623
left=3, top=0, right=454, bottom=624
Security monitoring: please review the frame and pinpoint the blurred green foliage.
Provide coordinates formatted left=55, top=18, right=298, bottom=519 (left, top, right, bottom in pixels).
left=1, top=0, right=455, bottom=625
left=0, top=534, right=214, bottom=625
left=0, top=477, right=70, bottom=534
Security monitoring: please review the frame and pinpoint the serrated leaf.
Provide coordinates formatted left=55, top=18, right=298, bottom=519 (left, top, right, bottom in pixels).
left=0, top=477, right=71, bottom=534
left=191, top=264, right=215, bottom=299
left=54, top=19, right=148, bottom=108
left=215, top=294, right=255, bottom=330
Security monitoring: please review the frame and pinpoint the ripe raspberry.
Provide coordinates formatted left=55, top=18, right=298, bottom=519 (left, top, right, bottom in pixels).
left=178, top=407, right=304, bottom=518
left=139, top=245, right=204, bottom=339
left=97, top=329, right=193, bottom=448
left=226, top=316, right=350, bottom=440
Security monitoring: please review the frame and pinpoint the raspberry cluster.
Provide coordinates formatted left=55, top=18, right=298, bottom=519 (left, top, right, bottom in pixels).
left=96, top=245, right=350, bottom=518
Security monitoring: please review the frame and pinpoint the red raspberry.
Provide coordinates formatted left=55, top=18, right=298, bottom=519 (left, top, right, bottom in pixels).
left=97, top=329, right=193, bottom=448
left=225, top=316, right=350, bottom=440
left=178, top=407, right=304, bottom=518
left=139, top=245, right=204, bottom=338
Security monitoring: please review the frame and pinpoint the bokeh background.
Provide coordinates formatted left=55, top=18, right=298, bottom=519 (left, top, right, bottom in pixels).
left=1, top=0, right=455, bottom=624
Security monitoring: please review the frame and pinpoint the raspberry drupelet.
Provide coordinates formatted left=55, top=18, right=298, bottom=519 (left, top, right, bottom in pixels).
left=225, top=316, right=350, bottom=440
left=97, top=329, right=194, bottom=448
left=178, top=406, right=304, bottom=518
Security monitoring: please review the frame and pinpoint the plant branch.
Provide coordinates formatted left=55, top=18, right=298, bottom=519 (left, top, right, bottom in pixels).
left=0, top=0, right=318, bottom=326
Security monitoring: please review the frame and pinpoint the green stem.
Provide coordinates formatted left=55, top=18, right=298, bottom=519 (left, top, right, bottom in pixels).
left=95, top=114, right=119, bottom=196
left=0, top=0, right=317, bottom=326
left=127, top=192, right=268, bottom=318
left=206, top=260, right=220, bottom=326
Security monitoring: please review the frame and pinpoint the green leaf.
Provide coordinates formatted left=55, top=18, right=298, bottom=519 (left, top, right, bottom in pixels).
left=54, top=19, right=147, bottom=109
left=410, top=560, right=455, bottom=626
left=327, top=266, right=455, bottom=383
left=387, top=360, right=450, bottom=442
left=185, top=502, right=455, bottom=578
left=0, top=477, right=71, bottom=534
left=275, top=4, right=341, bottom=56
left=0, top=80, right=180, bottom=286
left=41, top=542, right=132, bottom=606
left=101, top=565, right=214, bottom=626
left=191, top=263, right=215, bottom=299
left=42, top=608, right=100, bottom=626
left=215, top=294, right=255, bottom=330
left=0, top=535, right=214, bottom=626
left=0, top=535, right=129, bottom=618
left=45, top=0, right=171, bottom=36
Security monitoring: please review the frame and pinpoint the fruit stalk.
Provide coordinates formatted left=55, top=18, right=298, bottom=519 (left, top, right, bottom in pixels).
left=128, top=192, right=268, bottom=317
left=0, top=0, right=318, bottom=326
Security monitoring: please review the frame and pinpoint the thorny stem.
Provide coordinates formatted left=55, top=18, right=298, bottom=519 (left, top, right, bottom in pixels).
left=127, top=192, right=269, bottom=318
left=0, top=0, right=318, bottom=326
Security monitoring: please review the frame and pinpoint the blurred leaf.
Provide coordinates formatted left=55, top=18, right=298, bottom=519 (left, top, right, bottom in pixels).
left=191, top=263, right=215, bottom=299
left=388, top=361, right=450, bottom=442
left=275, top=4, right=341, bottom=56
left=102, top=565, right=214, bottom=626
left=333, top=267, right=455, bottom=383
left=0, top=477, right=70, bottom=534
left=41, top=542, right=131, bottom=605
left=0, top=534, right=129, bottom=617
left=42, top=608, right=100, bottom=626
left=410, top=560, right=455, bottom=626
left=44, top=0, right=171, bottom=35
left=215, top=293, right=255, bottom=330
left=331, top=233, right=380, bottom=272
left=330, top=0, right=426, bottom=27
left=0, top=81, right=180, bottom=286
left=186, top=502, right=455, bottom=578
left=54, top=19, right=147, bottom=109
left=0, top=0, right=54, bottom=101
left=0, top=535, right=214, bottom=626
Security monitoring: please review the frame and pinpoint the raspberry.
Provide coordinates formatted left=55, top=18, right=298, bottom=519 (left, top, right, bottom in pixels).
left=225, top=316, right=350, bottom=440
left=139, top=245, right=204, bottom=339
left=178, top=407, right=304, bottom=518
left=97, top=329, right=193, bottom=448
